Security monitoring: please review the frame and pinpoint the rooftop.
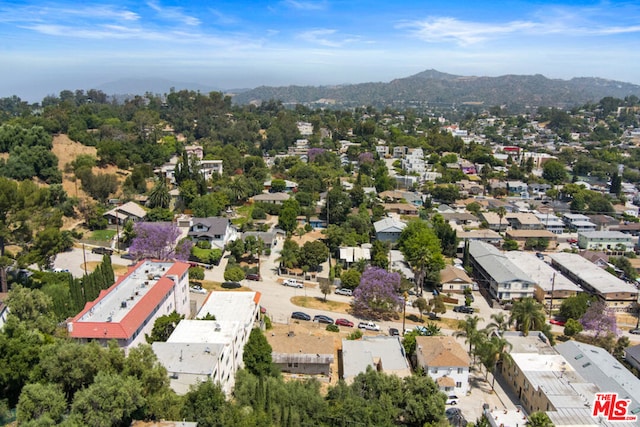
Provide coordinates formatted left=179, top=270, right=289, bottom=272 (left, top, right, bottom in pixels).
left=469, top=241, right=536, bottom=285
left=167, top=319, right=241, bottom=345
left=415, top=336, right=470, bottom=367
left=197, top=291, right=260, bottom=326
left=341, top=336, right=411, bottom=381
left=502, top=252, right=581, bottom=293
left=549, top=252, right=638, bottom=295
left=69, top=260, right=188, bottom=340
left=578, top=231, right=634, bottom=240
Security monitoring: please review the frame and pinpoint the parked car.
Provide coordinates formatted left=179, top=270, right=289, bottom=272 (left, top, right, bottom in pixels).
left=313, top=315, right=334, bottom=324
left=453, top=305, right=474, bottom=314
left=335, top=287, right=353, bottom=296
left=446, top=395, right=459, bottom=405
left=92, top=247, right=113, bottom=255
left=245, top=273, right=261, bottom=281
left=630, top=328, right=640, bottom=335
left=550, top=318, right=566, bottom=326
left=335, top=318, right=354, bottom=327
left=221, top=281, right=241, bottom=289
left=52, top=268, right=69, bottom=273
left=189, top=285, right=207, bottom=294
left=536, top=252, right=545, bottom=259
left=283, top=279, right=303, bottom=288
left=445, top=408, right=462, bottom=418
left=358, top=321, right=380, bottom=331
left=291, top=311, right=311, bottom=321
left=445, top=407, right=467, bottom=426
left=389, top=327, right=400, bottom=336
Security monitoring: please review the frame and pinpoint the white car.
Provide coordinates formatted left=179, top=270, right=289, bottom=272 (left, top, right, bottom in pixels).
left=357, top=321, right=381, bottom=331
left=283, top=279, right=303, bottom=288
left=189, top=286, right=207, bottom=295
left=335, top=288, right=353, bottom=296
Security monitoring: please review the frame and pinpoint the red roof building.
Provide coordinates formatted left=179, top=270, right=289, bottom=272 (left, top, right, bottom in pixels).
left=68, top=260, right=190, bottom=350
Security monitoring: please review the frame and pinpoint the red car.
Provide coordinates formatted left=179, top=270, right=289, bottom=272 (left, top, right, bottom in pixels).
left=567, top=238, right=577, bottom=244
left=550, top=319, right=566, bottom=326
left=335, top=318, right=354, bottom=327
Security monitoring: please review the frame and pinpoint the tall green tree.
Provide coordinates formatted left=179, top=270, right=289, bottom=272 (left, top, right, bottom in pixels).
left=69, top=372, right=145, bottom=427
left=145, top=311, right=184, bottom=344
left=542, top=160, right=568, bottom=184
left=243, top=328, right=274, bottom=377
left=398, top=219, right=445, bottom=295
left=16, top=383, right=66, bottom=425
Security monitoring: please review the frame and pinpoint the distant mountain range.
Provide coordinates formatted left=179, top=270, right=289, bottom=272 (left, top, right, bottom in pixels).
left=230, top=69, right=640, bottom=110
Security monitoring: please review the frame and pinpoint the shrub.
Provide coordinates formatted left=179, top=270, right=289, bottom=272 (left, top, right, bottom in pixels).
left=224, top=265, right=245, bottom=282
left=347, top=330, right=363, bottom=340
left=196, top=240, right=211, bottom=249
left=326, top=324, right=339, bottom=333
left=189, top=267, right=205, bottom=281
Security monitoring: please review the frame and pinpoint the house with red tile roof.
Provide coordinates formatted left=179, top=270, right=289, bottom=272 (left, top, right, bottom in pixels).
left=67, top=260, right=190, bottom=350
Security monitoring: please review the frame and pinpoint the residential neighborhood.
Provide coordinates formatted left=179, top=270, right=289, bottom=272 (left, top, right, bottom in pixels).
left=2, top=89, right=640, bottom=426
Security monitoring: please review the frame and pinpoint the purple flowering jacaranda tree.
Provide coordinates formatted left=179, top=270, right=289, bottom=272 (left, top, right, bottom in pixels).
left=579, top=299, right=618, bottom=338
left=129, top=222, right=192, bottom=261
left=352, top=267, right=402, bottom=319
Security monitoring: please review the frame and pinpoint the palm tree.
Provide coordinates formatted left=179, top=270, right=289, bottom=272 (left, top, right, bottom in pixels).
left=454, top=315, right=484, bottom=354
left=509, top=297, right=546, bottom=336
left=228, top=176, right=248, bottom=204
left=485, top=312, right=510, bottom=334
left=147, top=178, right=170, bottom=209
left=526, top=411, right=554, bottom=427
left=496, top=206, right=507, bottom=233
left=425, top=322, right=441, bottom=336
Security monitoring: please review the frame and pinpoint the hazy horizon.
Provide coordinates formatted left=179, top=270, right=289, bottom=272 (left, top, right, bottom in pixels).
left=2, top=0, right=640, bottom=102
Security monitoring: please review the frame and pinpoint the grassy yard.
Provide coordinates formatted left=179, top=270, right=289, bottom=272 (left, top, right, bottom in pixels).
left=290, top=296, right=351, bottom=314
left=90, top=229, right=116, bottom=241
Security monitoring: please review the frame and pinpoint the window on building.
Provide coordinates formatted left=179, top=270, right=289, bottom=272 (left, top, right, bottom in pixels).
left=456, top=382, right=462, bottom=388
left=457, top=368, right=463, bottom=374
left=432, top=368, right=438, bottom=373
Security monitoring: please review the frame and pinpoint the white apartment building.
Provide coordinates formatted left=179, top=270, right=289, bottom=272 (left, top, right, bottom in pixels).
left=68, top=260, right=191, bottom=351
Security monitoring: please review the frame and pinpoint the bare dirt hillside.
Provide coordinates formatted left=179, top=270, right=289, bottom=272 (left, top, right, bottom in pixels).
left=51, top=134, right=127, bottom=230
left=51, top=134, right=96, bottom=200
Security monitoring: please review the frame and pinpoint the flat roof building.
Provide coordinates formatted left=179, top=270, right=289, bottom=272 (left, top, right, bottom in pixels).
left=68, top=260, right=190, bottom=350
left=500, top=331, right=637, bottom=427
left=503, top=252, right=581, bottom=310
left=548, top=252, right=638, bottom=311
left=153, top=291, right=261, bottom=395
left=469, top=240, right=536, bottom=302
left=341, top=336, right=411, bottom=384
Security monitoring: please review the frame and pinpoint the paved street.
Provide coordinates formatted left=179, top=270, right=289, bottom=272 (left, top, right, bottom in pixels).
left=52, top=240, right=640, bottom=423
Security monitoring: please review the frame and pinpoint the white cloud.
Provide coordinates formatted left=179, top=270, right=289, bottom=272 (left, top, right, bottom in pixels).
left=400, top=17, right=537, bottom=45
left=401, top=7, right=640, bottom=46
left=147, top=1, right=200, bottom=26
left=297, top=28, right=360, bottom=47
left=282, top=0, right=327, bottom=11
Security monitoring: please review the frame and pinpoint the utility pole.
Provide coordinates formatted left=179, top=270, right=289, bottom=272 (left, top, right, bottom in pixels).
left=548, top=272, right=556, bottom=317
left=402, top=291, right=408, bottom=334
left=82, top=244, right=88, bottom=277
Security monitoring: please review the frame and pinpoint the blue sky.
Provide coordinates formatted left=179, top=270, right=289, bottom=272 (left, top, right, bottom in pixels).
left=1, top=0, right=639, bottom=101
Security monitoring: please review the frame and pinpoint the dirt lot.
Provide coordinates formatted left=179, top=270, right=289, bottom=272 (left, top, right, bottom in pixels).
left=51, top=134, right=129, bottom=230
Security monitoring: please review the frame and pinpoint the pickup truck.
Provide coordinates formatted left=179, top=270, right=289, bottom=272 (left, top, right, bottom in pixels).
left=357, top=321, right=381, bottom=331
